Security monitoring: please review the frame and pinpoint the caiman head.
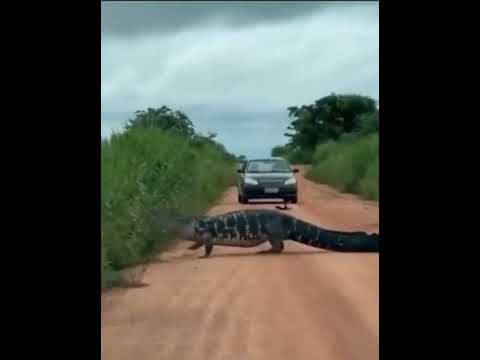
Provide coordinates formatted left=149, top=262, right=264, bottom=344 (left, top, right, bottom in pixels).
left=158, top=214, right=208, bottom=242
left=172, top=217, right=196, bottom=241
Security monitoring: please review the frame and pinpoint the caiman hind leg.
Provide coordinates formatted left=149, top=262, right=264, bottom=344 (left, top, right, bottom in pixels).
left=257, top=216, right=288, bottom=254
left=256, top=235, right=285, bottom=254
left=266, top=237, right=285, bottom=254
left=269, top=237, right=285, bottom=253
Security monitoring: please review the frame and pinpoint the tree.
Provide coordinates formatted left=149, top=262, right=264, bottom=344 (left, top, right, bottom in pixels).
left=189, top=132, right=236, bottom=162
left=125, top=106, right=195, bottom=138
left=271, top=145, right=290, bottom=157
left=356, top=109, right=379, bottom=135
left=285, top=93, right=378, bottom=152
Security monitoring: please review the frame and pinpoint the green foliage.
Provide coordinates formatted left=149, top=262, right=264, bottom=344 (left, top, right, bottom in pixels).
left=101, top=128, right=236, bottom=288
left=190, top=132, right=237, bottom=163
left=271, top=145, right=312, bottom=164
left=285, top=93, right=378, bottom=153
left=125, top=106, right=195, bottom=138
left=271, top=145, right=289, bottom=157
left=338, top=132, right=359, bottom=143
left=308, top=133, right=379, bottom=200
left=358, top=156, right=379, bottom=200
left=270, top=92, right=379, bottom=197
left=356, top=110, right=379, bottom=136
left=285, top=148, right=314, bottom=164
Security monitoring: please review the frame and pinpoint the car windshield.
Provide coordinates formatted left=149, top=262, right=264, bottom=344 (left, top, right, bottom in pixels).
left=246, top=160, right=291, bottom=173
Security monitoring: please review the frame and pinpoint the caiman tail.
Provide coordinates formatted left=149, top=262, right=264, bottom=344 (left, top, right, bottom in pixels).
left=288, top=218, right=379, bottom=252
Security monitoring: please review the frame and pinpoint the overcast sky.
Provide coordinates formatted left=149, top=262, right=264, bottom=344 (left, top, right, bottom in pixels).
left=101, top=1, right=379, bottom=158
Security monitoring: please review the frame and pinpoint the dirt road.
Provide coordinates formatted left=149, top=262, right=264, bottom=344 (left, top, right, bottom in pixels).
left=101, top=167, right=379, bottom=360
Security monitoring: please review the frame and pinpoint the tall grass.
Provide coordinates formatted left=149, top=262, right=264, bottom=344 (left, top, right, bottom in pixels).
left=101, top=128, right=236, bottom=288
left=307, top=133, right=379, bottom=201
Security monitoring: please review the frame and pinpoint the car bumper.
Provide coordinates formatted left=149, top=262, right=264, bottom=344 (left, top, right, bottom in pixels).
left=241, top=184, right=297, bottom=199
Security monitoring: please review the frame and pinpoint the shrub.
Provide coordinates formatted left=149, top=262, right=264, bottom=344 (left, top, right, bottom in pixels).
left=101, top=128, right=236, bottom=288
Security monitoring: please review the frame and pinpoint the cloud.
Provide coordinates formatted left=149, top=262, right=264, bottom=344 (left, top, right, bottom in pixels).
left=101, top=1, right=330, bottom=36
left=101, top=1, right=378, bottom=157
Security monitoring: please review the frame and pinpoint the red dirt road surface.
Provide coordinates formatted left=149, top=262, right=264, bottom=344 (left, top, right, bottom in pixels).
left=101, top=167, right=379, bottom=360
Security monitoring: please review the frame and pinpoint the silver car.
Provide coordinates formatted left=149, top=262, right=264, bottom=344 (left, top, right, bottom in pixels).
left=237, top=157, right=299, bottom=204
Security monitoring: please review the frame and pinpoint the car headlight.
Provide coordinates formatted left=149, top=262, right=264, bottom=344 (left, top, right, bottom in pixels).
left=284, top=177, right=297, bottom=185
left=244, top=177, right=259, bottom=185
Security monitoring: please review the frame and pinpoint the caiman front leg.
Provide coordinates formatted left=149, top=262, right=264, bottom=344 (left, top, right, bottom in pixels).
left=188, top=242, right=203, bottom=250
left=199, top=232, right=215, bottom=258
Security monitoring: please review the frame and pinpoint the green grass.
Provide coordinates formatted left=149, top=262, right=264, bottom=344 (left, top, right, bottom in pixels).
left=101, top=129, right=236, bottom=288
left=307, top=133, right=379, bottom=201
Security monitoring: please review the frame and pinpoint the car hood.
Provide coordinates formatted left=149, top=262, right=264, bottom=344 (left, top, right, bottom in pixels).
left=244, top=172, right=293, bottom=180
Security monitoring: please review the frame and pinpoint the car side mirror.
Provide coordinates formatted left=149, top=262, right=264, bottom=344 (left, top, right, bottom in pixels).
left=292, top=168, right=299, bottom=173
left=237, top=169, right=243, bottom=173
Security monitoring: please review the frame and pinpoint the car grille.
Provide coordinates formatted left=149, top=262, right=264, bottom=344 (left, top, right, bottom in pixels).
left=258, top=179, right=285, bottom=187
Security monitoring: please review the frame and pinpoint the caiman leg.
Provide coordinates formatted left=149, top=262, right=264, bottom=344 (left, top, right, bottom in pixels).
left=199, top=233, right=215, bottom=258
left=269, top=237, right=285, bottom=253
left=257, top=216, right=288, bottom=254
left=257, top=235, right=285, bottom=254
left=188, top=242, right=203, bottom=250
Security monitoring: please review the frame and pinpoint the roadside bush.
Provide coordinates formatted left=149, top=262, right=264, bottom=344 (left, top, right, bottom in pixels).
left=101, top=128, right=236, bottom=288
left=308, top=133, right=378, bottom=200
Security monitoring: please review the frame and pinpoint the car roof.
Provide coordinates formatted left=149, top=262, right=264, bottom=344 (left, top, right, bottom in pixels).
left=247, top=157, right=286, bottom=161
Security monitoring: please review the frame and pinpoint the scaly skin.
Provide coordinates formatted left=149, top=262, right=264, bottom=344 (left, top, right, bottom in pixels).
left=178, top=209, right=379, bottom=258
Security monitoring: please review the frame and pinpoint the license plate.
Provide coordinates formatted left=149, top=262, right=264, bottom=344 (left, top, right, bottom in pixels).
left=264, top=187, right=279, bottom=194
